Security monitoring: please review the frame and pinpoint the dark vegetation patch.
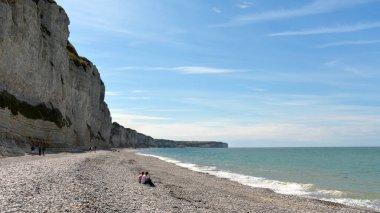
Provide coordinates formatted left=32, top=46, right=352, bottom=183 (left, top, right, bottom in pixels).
left=67, top=41, right=90, bottom=69
left=0, top=90, right=71, bottom=128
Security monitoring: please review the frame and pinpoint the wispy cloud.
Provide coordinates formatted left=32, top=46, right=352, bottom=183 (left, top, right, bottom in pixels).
left=117, top=115, right=380, bottom=145
left=105, top=91, right=122, bottom=96
left=106, top=91, right=148, bottom=99
left=173, top=66, right=235, bottom=74
left=112, top=113, right=171, bottom=121
left=242, top=85, right=267, bottom=92
left=236, top=2, right=253, bottom=9
left=323, top=60, right=372, bottom=77
left=324, top=60, right=339, bottom=68
left=315, top=39, right=380, bottom=48
left=114, top=66, right=238, bottom=75
left=269, top=22, right=380, bottom=36
left=64, top=6, right=187, bottom=47
left=114, top=66, right=146, bottom=71
left=212, top=7, right=222, bottom=14
left=213, top=0, right=376, bottom=27
left=125, top=97, right=151, bottom=100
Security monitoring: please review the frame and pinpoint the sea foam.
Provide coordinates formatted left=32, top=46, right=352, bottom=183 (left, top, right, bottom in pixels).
left=137, top=153, right=380, bottom=211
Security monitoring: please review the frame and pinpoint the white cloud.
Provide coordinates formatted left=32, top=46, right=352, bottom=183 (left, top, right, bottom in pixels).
left=146, top=108, right=196, bottom=113
left=173, top=66, right=234, bottom=74
left=212, top=7, right=222, bottom=14
left=315, top=40, right=380, bottom=48
left=105, top=91, right=122, bottom=96
left=236, top=2, right=253, bottom=9
left=105, top=91, right=149, bottom=99
left=324, top=60, right=340, bottom=68
left=59, top=2, right=185, bottom=47
left=114, top=66, right=140, bottom=71
left=213, top=0, right=376, bottom=27
left=269, top=22, right=380, bottom=36
left=125, top=97, right=151, bottom=100
left=112, top=113, right=171, bottom=121
left=116, top=116, right=380, bottom=146
left=323, top=60, right=373, bottom=77
left=114, top=66, right=237, bottom=75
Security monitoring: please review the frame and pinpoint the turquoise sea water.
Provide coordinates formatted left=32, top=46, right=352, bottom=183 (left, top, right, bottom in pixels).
left=136, top=147, right=380, bottom=210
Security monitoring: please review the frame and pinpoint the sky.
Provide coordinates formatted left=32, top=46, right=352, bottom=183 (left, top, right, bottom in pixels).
left=56, top=0, right=380, bottom=147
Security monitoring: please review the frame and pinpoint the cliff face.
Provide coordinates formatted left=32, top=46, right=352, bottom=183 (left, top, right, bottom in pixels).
left=0, top=0, right=227, bottom=156
left=0, top=0, right=111, bottom=156
left=111, top=123, right=228, bottom=148
left=110, top=122, right=155, bottom=148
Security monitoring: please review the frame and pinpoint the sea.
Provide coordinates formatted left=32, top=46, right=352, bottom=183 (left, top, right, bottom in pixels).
left=135, top=147, right=380, bottom=211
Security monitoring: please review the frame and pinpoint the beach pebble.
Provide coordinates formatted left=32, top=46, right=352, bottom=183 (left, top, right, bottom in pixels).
left=0, top=151, right=374, bottom=212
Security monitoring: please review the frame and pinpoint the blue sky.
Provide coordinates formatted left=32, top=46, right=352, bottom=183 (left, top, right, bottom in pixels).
left=57, top=0, right=380, bottom=147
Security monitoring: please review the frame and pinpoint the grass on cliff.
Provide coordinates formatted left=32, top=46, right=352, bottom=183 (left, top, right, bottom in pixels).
left=0, top=90, right=71, bottom=128
left=67, top=41, right=91, bottom=69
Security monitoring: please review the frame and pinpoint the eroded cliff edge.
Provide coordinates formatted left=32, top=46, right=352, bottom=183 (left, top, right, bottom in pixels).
left=0, top=0, right=227, bottom=156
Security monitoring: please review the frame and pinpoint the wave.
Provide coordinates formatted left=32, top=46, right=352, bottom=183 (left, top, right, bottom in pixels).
left=137, top=153, right=380, bottom=211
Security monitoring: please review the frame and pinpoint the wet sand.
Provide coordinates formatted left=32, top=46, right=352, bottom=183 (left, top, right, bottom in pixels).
left=0, top=150, right=376, bottom=212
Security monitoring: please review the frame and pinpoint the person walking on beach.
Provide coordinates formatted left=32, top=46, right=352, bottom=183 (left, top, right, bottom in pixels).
left=38, top=146, right=42, bottom=156
left=138, top=171, right=144, bottom=183
left=142, top=172, right=155, bottom=187
left=42, top=147, right=45, bottom=156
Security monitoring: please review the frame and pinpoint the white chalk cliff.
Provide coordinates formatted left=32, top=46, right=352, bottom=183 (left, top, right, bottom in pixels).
left=0, top=0, right=227, bottom=156
left=0, top=0, right=111, bottom=155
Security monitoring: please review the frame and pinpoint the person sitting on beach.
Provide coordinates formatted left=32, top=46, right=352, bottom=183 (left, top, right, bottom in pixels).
left=138, top=171, right=144, bottom=183
left=142, top=172, right=155, bottom=187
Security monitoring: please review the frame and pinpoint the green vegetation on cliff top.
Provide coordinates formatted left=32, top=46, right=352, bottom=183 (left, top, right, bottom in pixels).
left=67, top=41, right=90, bottom=69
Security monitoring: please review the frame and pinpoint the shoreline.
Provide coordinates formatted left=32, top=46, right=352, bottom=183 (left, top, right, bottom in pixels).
left=136, top=151, right=379, bottom=211
left=0, top=150, right=377, bottom=212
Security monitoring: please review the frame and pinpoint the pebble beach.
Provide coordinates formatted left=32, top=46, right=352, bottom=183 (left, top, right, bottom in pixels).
left=0, top=150, right=376, bottom=212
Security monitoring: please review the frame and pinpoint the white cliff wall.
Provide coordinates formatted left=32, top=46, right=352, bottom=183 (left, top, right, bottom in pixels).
left=110, top=122, right=228, bottom=148
left=0, top=0, right=111, bottom=156
left=110, top=122, right=156, bottom=148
